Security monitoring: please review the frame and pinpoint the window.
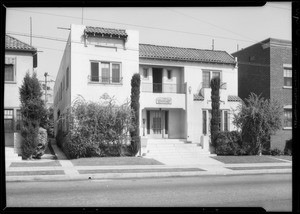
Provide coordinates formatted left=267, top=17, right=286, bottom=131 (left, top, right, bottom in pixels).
left=224, top=110, right=229, bottom=131
left=4, top=109, right=14, bottom=132
left=202, top=70, right=221, bottom=88
left=284, top=109, right=292, bottom=128
left=101, top=62, right=110, bottom=83
left=203, top=110, right=207, bottom=135
left=5, top=64, right=14, bottom=82
left=112, top=64, right=120, bottom=83
left=284, top=68, right=292, bottom=87
left=90, top=61, right=122, bottom=83
left=167, top=70, right=172, bottom=79
left=143, top=68, right=149, bottom=79
left=66, top=67, right=69, bottom=89
left=16, top=109, right=22, bottom=132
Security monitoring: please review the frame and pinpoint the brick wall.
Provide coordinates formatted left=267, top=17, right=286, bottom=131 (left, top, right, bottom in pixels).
left=269, top=40, right=292, bottom=150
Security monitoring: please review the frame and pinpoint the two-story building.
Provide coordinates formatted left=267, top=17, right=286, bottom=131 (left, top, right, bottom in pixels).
left=4, top=35, right=37, bottom=154
left=232, top=38, right=292, bottom=151
left=54, top=24, right=241, bottom=157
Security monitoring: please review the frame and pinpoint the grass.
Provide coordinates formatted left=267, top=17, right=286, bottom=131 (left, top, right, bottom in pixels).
left=272, top=156, right=292, bottom=161
left=211, top=155, right=289, bottom=164
left=78, top=168, right=204, bottom=174
left=6, top=170, right=65, bottom=176
left=10, top=161, right=62, bottom=167
left=71, top=156, right=164, bottom=166
left=226, top=165, right=292, bottom=170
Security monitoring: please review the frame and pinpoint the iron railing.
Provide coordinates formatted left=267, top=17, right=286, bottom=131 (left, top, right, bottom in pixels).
left=88, top=75, right=123, bottom=84
left=202, top=82, right=227, bottom=89
left=141, top=83, right=186, bottom=94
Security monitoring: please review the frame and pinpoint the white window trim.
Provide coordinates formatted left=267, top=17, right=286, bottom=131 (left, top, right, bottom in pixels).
left=283, top=66, right=292, bottom=88
left=202, top=69, right=223, bottom=88
left=283, top=106, right=292, bottom=129
left=89, top=60, right=122, bottom=84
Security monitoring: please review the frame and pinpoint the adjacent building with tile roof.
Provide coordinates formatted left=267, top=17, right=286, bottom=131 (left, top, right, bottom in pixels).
left=4, top=35, right=38, bottom=154
left=232, top=38, right=292, bottom=151
left=54, top=24, right=241, bottom=156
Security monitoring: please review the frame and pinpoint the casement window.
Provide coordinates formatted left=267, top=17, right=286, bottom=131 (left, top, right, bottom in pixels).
left=90, top=61, right=122, bottom=84
left=202, top=70, right=221, bottom=88
left=5, top=57, right=16, bottom=82
left=143, top=68, right=149, bottom=79
left=66, top=67, right=69, bottom=90
left=283, top=67, right=292, bottom=87
left=202, top=109, right=229, bottom=135
left=284, top=108, right=292, bottom=128
left=4, top=109, right=14, bottom=132
left=167, top=69, right=172, bottom=79
left=16, top=109, right=22, bottom=132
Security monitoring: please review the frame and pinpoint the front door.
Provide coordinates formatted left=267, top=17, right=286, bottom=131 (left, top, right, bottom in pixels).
left=147, top=110, right=169, bottom=138
left=152, top=68, right=162, bottom=93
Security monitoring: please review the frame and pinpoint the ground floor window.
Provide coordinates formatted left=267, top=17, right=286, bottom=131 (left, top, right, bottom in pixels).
left=4, top=109, right=14, bottom=132
left=284, top=108, right=292, bottom=128
left=16, top=109, right=22, bottom=132
left=203, top=109, right=229, bottom=135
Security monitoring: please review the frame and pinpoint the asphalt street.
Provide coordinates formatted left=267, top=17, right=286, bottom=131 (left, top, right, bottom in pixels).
left=6, top=173, right=292, bottom=211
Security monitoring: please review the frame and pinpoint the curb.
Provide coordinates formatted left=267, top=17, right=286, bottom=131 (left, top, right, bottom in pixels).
left=6, top=168, right=292, bottom=182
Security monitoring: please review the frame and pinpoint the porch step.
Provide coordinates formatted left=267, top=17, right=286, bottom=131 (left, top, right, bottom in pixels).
left=5, top=147, right=22, bottom=161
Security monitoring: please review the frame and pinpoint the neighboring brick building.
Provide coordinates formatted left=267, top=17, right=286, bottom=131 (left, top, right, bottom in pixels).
left=232, top=38, right=292, bottom=151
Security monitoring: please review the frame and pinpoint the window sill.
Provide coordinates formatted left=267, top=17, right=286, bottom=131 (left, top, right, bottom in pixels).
left=283, top=86, right=292, bottom=89
left=283, top=127, right=292, bottom=130
left=88, top=81, right=123, bottom=86
left=5, top=81, right=17, bottom=84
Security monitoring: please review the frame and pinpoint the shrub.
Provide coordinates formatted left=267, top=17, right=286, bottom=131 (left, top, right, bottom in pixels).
left=32, top=127, right=48, bottom=159
left=270, top=148, right=284, bottom=156
left=60, top=96, right=133, bottom=159
left=284, top=139, right=292, bottom=155
left=215, top=131, right=247, bottom=156
left=21, top=120, right=39, bottom=159
left=130, top=73, right=141, bottom=156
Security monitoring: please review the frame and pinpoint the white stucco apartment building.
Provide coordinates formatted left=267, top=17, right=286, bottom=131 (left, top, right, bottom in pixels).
left=54, top=24, right=241, bottom=155
left=4, top=35, right=37, bottom=153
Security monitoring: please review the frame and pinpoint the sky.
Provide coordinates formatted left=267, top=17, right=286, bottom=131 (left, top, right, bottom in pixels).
left=5, top=2, right=292, bottom=82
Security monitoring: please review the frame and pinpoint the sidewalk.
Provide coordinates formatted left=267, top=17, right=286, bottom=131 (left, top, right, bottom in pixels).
left=5, top=142, right=292, bottom=182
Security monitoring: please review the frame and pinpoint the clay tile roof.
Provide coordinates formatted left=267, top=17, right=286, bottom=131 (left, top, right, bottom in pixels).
left=228, top=95, right=242, bottom=102
left=193, top=94, right=204, bottom=101
left=5, top=35, right=36, bottom=52
left=139, top=44, right=236, bottom=65
left=85, top=26, right=128, bottom=38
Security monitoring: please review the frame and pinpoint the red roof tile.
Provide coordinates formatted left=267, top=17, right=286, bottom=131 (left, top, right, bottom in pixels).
left=5, top=35, right=36, bottom=52
left=85, top=26, right=128, bottom=38
left=228, top=95, right=242, bottom=102
left=139, top=44, right=236, bottom=65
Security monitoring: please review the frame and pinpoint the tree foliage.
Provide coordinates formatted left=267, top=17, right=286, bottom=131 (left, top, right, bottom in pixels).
left=129, top=73, right=141, bottom=156
left=233, top=93, right=283, bottom=155
left=210, top=77, right=221, bottom=147
left=19, top=72, right=47, bottom=159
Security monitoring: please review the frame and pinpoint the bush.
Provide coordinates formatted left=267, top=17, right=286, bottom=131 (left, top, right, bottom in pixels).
left=60, top=96, right=134, bottom=159
left=32, top=127, right=48, bottom=159
left=21, top=121, right=39, bottom=159
left=270, top=148, right=284, bottom=156
left=215, top=131, right=247, bottom=156
left=284, top=139, right=292, bottom=155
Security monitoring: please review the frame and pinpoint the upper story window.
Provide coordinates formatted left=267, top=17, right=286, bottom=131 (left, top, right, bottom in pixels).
left=167, top=69, right=172, bottom=79
left=5, top=57, right=16, bottom=82
left=283, top=67, right=292, bottom=87
left=143, top=68, right=149, bottom=79
left=202, top=70, right=221, bottom=88
left=90, top=61, right=122, bottom=84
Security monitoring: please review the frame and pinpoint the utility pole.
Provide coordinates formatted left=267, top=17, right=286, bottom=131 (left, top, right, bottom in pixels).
left=44, top=72, right=49, bottom=105
left=81, top=7, right=84, bottom=24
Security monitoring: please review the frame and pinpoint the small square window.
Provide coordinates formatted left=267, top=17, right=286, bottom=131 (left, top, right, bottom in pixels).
left=143, top=68, right=149, bottom=79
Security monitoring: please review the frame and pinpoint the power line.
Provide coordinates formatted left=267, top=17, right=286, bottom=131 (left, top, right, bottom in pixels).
left=8, top=8, right=256, bottom=43
left=266, top=5, right=291, bottom=11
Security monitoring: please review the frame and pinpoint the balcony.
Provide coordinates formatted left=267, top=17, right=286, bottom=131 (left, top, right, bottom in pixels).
left=88, top=75, right=123, bottom=84
left=141, top=83, right=186, bottom=94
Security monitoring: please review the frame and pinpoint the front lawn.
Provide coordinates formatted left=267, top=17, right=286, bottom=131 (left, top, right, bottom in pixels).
left=211, top=155, right=290, bottom=164
left=71, top=157, right=164, bottom=166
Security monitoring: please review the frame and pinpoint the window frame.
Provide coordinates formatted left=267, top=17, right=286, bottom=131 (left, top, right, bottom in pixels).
left=4, top=109, right=14, bottom=132
left=283, top=67, right=292, bottom=88
left=90, top=61, right=122, bottom=84
left=167, top=69, right=172, bottom=80
left=283, top=108, right=292, bottom=129
left=202, top=70, right=222, bottom=88
left=142, top=68, right=149, bottom=79
left=5, top=57, right=16, bottom=83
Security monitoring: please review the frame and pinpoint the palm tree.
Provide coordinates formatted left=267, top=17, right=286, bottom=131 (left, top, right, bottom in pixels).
left=210, top=76, right=221, bottom=147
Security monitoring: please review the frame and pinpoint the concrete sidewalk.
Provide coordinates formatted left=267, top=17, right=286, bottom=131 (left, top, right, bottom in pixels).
left=5, top=143, right=292, bottom=182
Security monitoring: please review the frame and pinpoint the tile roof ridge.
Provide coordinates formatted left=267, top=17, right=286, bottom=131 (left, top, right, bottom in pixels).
left=139, top=43, right=228, bottom=53
left=86, top=25, right=126, bottom=31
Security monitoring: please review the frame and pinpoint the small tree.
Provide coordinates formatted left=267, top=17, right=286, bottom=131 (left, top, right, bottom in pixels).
left=233, top=93, right=283, bottom=155
left=130, top=73, right=141, bottom=156
left=210, top=77, right=221, bottom=147
left=19, top=72, right=47, bottom=159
